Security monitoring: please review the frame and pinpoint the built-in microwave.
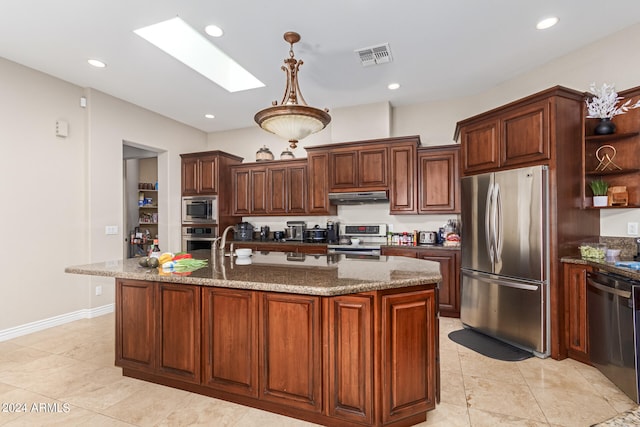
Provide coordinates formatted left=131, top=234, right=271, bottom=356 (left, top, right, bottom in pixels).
left=182, top=196, right=217, bottom=224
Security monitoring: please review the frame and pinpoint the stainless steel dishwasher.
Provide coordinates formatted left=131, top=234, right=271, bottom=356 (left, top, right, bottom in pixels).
left=587, top=270, right=640, bottom=403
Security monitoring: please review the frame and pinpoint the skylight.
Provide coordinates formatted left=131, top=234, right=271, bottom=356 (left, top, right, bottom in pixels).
left=134, top=17, right=264, bottom=92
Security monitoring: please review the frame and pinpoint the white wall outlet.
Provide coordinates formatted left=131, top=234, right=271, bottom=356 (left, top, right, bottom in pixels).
left=95, top=285, right=102, bottom=296
left=105, top=225, right=118, bottom=235
left=628, top=222, right=639, bottom=236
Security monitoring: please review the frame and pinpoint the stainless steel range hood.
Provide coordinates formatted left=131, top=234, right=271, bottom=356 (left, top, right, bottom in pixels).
left=328, top=191, right=389, bottom=205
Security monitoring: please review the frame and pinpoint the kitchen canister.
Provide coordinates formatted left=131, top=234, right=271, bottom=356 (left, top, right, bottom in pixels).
left=280, top=149, right=295, bottom=160
left=256, top=145, right=274, bottom=161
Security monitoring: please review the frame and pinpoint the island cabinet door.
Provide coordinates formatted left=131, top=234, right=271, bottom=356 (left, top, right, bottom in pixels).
left=259, top=293, right=322, bottom=413
left=156, top=283, right=201, bottom=384
left=116, top=279, right=156, bottom=372
left=381, top=289, right=437, bottom=424
left=327, top=295, right=373, bottom=425
left=201, top=287, right=258, bottom=397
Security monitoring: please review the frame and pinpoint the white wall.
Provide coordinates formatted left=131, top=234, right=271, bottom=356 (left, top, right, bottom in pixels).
left=0, top=59, right=208, bottom=333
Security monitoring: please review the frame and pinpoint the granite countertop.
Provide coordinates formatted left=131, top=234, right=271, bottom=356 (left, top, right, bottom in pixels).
left=561, top=256, right=640, bottom=281
left=65, top=251, right=441, bottom=296
left=381, top=244, right=461, bottom=251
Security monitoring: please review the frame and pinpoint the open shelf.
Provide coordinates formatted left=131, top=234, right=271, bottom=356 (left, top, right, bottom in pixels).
left=584, top=131, right=639, bottom=142
left=585, top=168, right=640, bottom=176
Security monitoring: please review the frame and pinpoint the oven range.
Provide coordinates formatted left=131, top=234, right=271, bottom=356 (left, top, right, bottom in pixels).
left=327, top=223, right=387, bottom=258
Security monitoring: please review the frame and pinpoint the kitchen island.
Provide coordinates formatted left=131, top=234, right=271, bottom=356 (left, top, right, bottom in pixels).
left=66, top=251, right=441, bottom=427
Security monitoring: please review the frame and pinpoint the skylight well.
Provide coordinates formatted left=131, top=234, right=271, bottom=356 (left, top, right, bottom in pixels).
left=134, top=17, right=264, bottom=92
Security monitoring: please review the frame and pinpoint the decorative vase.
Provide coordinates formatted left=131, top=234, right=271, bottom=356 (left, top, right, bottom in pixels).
left=593, top=195, right=609, bottom=207
left=594, top=118, right=616, bottom=135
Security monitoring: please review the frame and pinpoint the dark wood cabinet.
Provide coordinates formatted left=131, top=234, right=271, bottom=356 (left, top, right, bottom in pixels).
left=380, top=247, right=460, bottom=318
left=457, top=96, right=552, bottom=175
left=116, top=279, right=201, bottom=383
left=306, top=151, right=337, bottom=215
left=181, top=152, right=236, bottom=196
left=328, top=144, right=389, bottom=192
left=202, top=287, right=258, bottom=397
left=116, top=279, right=156, bottom=372
left=417, top=249, right=460, bottom=318
left=231, top=160, right=308, bottom=216
left=418, top=145, right=460, bottom=213
left=259, top=292, right=322, bottom=413
left=389, top=139, right=419, bottom=214
left=327, top=295, right=373, bottom=424
left=115, top=278, right=438, bottom=427
left=563, top=262, right=593, bottom=364
left=156, top=283, right=201, bottom=383
left=381, top=288, right=437, bottom=423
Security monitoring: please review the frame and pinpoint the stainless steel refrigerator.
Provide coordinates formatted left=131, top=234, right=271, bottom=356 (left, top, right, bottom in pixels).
left=460, top=165, right=550, bottom=357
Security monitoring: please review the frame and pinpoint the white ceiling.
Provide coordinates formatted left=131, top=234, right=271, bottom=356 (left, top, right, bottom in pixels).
left=2, top=1, right=639, bottom=134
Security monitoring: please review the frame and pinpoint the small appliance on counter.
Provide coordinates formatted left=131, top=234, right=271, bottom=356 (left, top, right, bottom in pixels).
left=235, top=222, right=254, bottom=241
left=326, top=220, right=339, bottom=244
left=260, top=226, right=270, bottom=241
left=419, top=231, right=438, bottom=245
left=285, top=221, right=306, bottom=241
left=304, top=225, right=327, bottom=243
left=273, top=231, right=285, bottom=241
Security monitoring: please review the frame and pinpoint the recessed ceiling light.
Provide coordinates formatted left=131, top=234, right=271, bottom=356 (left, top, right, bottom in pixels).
left=205, top=25, right=223, bottom=37
left=87, top=59, right=106, bottom=68
left=388, top=83, right=400, bottom=90
left=536, top=17, right=559, bottom=30
left=134, top=17, right=264, bottom=92
left=205, top=114, right=215, bottom=119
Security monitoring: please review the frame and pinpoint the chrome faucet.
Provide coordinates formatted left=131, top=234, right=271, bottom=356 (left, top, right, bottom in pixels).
left=218, top=225, right=235, bottom=257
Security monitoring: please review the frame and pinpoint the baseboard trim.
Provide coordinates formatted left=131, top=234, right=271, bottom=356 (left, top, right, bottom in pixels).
left=0, top=304, right=115, bottom=342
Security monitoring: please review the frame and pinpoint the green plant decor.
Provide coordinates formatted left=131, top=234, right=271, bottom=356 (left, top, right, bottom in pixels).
left=589, top=179, right=609, bottom=196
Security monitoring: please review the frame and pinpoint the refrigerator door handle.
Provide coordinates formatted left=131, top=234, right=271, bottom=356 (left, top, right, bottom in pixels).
left=494, top=183, right=503, bottom=263
left=485, top=183, right=494, bottom=263
left=463, top=270, right=539, bottom=291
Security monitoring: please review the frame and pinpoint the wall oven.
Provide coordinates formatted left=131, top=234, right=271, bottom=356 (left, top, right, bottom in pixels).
left=182, top=226, right=217, bottom=252
left=182, top=196, right=217, bottom=224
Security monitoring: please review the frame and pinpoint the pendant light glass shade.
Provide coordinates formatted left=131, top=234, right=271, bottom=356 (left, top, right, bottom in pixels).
left=255, top=32, right=330, bottom=149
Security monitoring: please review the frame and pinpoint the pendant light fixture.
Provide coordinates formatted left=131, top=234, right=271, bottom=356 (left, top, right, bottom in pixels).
left=254, top=32, right=330, bottom=149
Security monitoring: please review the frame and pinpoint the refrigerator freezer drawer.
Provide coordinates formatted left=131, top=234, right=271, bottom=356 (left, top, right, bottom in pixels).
left=460, top=269, right=547, bottom=355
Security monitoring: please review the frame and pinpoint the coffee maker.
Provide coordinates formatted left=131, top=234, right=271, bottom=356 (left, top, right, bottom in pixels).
left=285, top=221, right=305, bottom=241
left=326, top=220, right=339, bottom=244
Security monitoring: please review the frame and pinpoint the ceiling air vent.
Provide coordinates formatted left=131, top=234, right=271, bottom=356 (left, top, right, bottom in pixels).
left=355, top=43, right=392, bottom=67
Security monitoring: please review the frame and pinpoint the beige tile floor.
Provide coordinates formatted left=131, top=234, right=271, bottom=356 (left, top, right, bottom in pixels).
left=0, top=314, right=635, bottom=426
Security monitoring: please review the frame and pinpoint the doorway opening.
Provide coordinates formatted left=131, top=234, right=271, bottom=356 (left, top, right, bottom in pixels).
left=123, top=143, right=160, bottom=259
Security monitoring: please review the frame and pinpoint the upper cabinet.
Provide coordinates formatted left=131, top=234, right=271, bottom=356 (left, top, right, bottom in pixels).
left=328, top=144, right=389, bottom=192
left=455, top=87, right=579, bottom=175
left=306, top=151, right=337, bottom=215
left=231, top=159, right=309, bottom=217
left=583, top=86, right=640, bottom=208
left=181, top=151, right=243, bottom=197
left=418, top=145, right=460, bottom=214
left=306, top=136, right=421, bottom=215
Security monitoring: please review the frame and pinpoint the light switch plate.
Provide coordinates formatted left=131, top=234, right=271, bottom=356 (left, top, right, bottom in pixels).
left=105, top=225, right=118, bottom=235
left=628, top=222, right=638, bottom=236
